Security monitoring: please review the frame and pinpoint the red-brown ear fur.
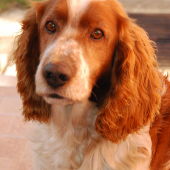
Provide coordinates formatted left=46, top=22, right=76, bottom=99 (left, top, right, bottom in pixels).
left=95, top=5, right=162, bottom=143
left=13, top=1, right=50, bottom=123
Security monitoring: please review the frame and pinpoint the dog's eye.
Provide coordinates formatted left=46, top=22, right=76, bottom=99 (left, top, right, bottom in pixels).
left=46, top=21, right=56, bottom=33
left=91, top=29, right=104, bottom=39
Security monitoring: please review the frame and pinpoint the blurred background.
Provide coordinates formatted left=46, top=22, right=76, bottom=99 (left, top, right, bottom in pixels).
left=0, top=0, right=170, bottom=170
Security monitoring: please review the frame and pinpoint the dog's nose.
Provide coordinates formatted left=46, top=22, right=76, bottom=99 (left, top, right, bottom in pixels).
left=43, top=63, right=71, bottom=88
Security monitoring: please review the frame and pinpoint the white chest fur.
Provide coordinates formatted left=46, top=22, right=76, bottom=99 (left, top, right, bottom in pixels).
left=30, top=101, right=152, bottom=170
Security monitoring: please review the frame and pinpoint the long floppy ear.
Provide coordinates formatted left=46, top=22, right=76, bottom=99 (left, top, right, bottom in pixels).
left=13, top=2, right=50, bottom=123
left=96, top=9, right=162, bottom=143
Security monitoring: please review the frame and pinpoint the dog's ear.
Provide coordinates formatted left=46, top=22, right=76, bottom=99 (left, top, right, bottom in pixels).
left=13, top=1, right=50, bottom=123
left=95, top=12, right=161, bottom=143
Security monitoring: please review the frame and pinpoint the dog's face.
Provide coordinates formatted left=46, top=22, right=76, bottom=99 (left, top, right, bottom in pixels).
left=14, top=0, right=162, bottom=141
left=35, top=0, right=118, bottom=105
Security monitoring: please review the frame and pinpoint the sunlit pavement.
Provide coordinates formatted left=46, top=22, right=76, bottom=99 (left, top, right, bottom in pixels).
left=0, top=75, right=34, bottom=170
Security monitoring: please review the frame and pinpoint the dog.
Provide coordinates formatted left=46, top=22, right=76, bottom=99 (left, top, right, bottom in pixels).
left=13, top=0, right=170, bottom=169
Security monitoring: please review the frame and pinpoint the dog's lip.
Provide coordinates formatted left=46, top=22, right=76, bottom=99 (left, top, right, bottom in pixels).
left=47, top=93, right=64, bottom=99
left=44, top=93, right=74, bottom=105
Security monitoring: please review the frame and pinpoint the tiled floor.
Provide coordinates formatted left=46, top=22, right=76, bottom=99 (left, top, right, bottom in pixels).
left=0, top=75, right=33, bottom=170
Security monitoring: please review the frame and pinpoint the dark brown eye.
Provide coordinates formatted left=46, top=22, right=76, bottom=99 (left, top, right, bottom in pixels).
left=91, top=29, right=104, bottom=39
left=46, top=21, right=56, bottom=33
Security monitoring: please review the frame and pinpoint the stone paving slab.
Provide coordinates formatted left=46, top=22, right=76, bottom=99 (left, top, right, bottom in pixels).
left=0, top=75, right=33, bottom=170
left=0, top=75, right=17, bottom=87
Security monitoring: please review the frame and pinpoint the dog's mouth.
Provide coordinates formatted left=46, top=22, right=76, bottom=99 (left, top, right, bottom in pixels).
left=44, top=93, right=73, bottom=105
left=48, top=93, right=64, bottom=99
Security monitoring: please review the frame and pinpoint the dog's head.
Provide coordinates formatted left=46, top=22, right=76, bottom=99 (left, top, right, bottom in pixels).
left=35, top=0, right=118, bottom=105
left=14, top=0, right=161, bottom=142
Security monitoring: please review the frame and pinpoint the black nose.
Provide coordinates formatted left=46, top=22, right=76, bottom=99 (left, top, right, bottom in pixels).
left=43, top=63, right=70, bottom=88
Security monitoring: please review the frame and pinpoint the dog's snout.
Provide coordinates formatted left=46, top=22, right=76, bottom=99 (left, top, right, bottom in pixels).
left=43, top=63, right=71, bottom=88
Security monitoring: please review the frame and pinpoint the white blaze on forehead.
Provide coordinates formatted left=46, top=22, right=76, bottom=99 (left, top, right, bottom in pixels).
left=67, top=0, right=92, bottom=20
left=67, top=0, right=105, bottom=24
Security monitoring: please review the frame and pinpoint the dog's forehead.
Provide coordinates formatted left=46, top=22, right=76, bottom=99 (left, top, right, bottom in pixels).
left=44, top=0, right=109, bottom=26
left=67, top=0, right=94, bottom=19
left=67, top=0, right=106, bottom=23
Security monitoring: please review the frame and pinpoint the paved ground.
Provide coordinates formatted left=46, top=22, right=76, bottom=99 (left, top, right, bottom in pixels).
left=0, top=75, right=33, bottom=170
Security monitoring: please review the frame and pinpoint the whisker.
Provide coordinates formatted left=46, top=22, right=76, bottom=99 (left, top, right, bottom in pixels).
left=89, top=79, right=99, bottom=89
left=91, top=91, right=98, bottom=100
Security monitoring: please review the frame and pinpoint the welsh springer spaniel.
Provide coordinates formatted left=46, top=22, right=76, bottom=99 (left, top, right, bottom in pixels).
left=13, top=0, right=170, bottom=169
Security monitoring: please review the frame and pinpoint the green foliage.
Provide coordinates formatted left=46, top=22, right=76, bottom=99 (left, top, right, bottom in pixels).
left=0, top=0, right=42, bottom=13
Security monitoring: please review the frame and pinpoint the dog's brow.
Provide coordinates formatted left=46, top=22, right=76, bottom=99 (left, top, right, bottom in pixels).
left=66, top=0, right=94, bottom=24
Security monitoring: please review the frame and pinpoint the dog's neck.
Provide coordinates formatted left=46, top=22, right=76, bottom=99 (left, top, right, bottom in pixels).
left=48, top=100, right=102, bottom=168
left=33, top=101, right=152, bottom=170
left=50, top=100, right=99, bottom=132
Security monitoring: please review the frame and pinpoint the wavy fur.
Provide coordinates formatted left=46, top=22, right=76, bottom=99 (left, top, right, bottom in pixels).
left=95, top=8, right=161, bottom=143
left=13, top=0, right=170, bottom=169
left=13, top=4, right=51, bottom=122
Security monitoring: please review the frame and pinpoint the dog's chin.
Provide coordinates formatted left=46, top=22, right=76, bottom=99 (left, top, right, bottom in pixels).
left=44, top=94, right=73, bottom=105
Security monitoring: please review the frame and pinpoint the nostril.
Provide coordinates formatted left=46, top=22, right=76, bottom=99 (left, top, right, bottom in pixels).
left=45, top=71, right=53, bottom=79
left=59, top=74, right=68, bottom=81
